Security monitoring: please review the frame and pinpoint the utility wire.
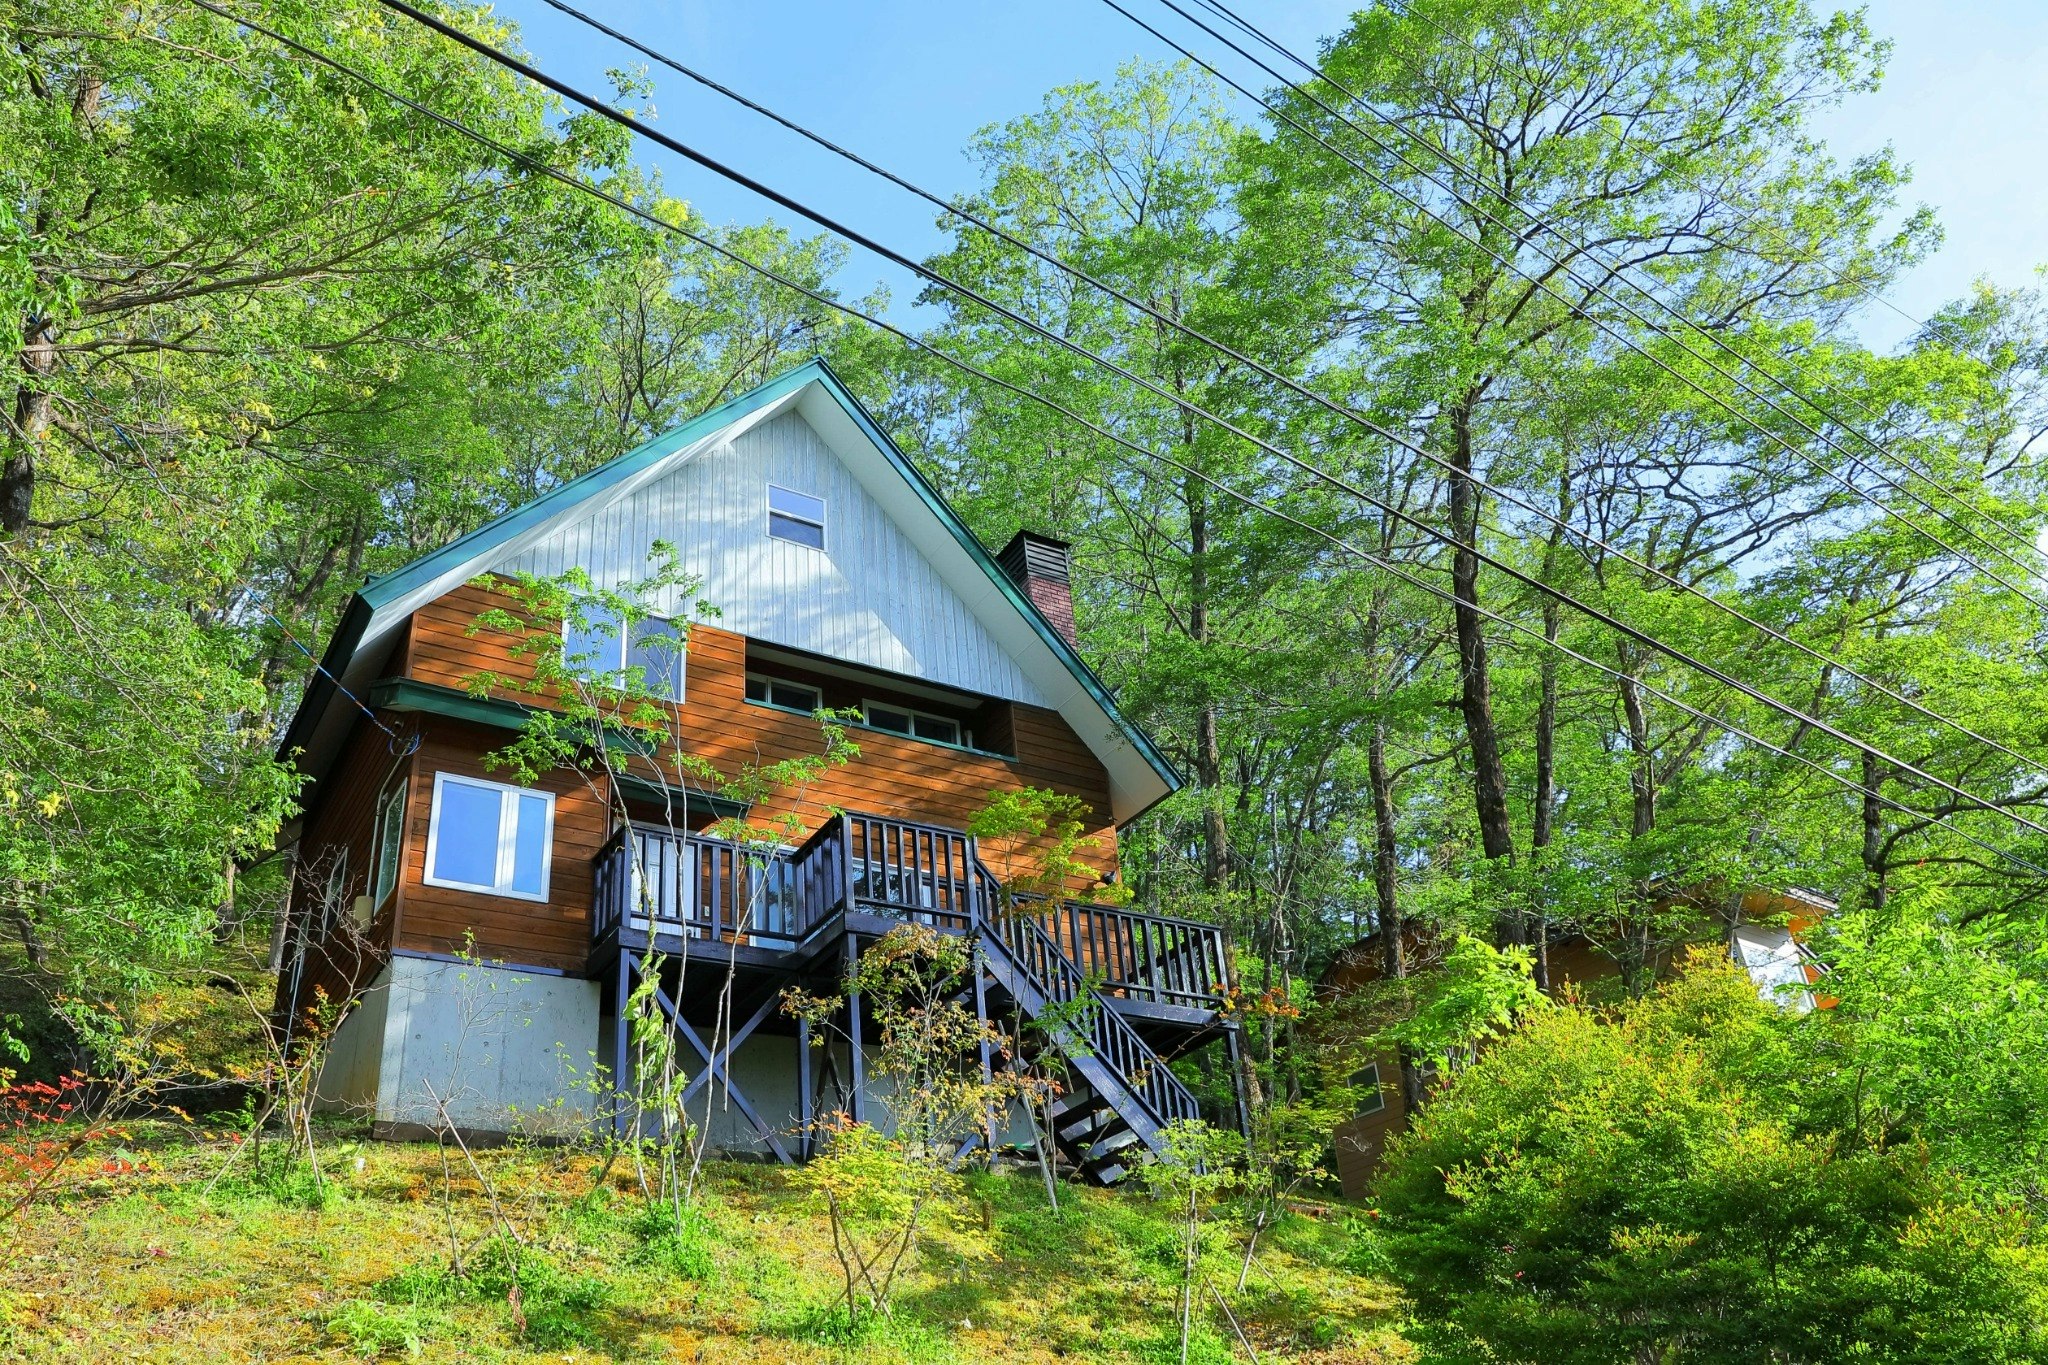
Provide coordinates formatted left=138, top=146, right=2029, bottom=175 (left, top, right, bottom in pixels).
left=528, top=0, right=2048, bottom=790
left=1201, top=0, right=2046, bottom=568
left=207, top=0, right=2048, bottom=871
left=1108, top=0, right=2048, bottom=607
left=366, top=0, right=2048, bottom=846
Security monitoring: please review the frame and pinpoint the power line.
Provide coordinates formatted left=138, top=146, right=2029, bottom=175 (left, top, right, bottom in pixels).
left=1107, top=0, right=2048, bottom=608
left=1196, top=0, right=2045, bottom=567
left=528, top=0, right=2048, bottom=792
left=204, top=0, right=2048, bottom=873
left=365, top=0, right=2048, bottom=848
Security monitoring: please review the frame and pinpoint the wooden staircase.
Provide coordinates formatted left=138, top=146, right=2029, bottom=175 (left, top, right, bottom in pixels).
left=974, top=861, right=1203, bottom=1185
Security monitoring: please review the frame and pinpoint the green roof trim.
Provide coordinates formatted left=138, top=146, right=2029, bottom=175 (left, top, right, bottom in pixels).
left=796, top=362, right=1181, bottom=797
left=369, top=677, right=536, bottom=733
left=284, top=359, right=1181, bottom=804
left=361, top=362, right=827, bottom=612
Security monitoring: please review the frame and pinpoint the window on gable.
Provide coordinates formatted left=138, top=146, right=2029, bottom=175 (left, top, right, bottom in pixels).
left=767, top=485, right=826, bottom=550
left=745, top=673, right=823, bottom=714
left=1352, top=1062, right=1387, bottom=1117
left=864, top=700, right=968, bottom=750
left=424, top=772, right=555, bottom=902
left=562, top=600, right=684, bottom=702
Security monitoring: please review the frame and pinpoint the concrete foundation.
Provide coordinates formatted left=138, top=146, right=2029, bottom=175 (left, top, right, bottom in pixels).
left=315, top=954, right=600, bottom=1139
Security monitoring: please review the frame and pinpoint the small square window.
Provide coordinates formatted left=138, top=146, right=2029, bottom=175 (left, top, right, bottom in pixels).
left=768, top=485, right=826, bottom=549
left=746, top=674, right=822, bottom=713
left=912, top=713, right=961, bottom=745
left=865, top=704, right=913, bottom=735
left=1352, top=1062, right=1387, bottom=1117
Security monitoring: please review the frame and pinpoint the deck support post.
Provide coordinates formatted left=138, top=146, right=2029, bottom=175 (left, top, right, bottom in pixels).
left=611, top=952, right=633, bottom=1141
left=973, top=946, right=997, bottom=1167
left=1225, top=1024, right=1253, bottom=1140
left=797, top=1013, right=814, bottom=1160
left=845, top=932, right=866, bottom=1126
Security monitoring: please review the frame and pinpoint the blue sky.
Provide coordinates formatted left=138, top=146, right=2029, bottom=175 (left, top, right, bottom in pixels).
left=490, top=0, right=2046, bottom=351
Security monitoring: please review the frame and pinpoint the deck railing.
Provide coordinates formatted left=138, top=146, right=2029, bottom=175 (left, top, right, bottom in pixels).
left=592, top=824, right=819, bottom=946
left=1014, top=898, right=1228, bottom=1011
left=592, top=812, right=1231, bottom=1011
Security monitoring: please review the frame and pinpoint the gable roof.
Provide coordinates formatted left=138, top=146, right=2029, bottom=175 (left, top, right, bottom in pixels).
left=282, top=358, right=1180, bottom=822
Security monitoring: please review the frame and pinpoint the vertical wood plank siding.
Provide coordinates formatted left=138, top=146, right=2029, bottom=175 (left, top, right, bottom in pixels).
left=390, top=580, right=1118, bottom=970
left=500, top=410, right=1050, bottom=707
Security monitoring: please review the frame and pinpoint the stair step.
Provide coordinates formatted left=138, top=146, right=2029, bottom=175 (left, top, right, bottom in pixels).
left=1084, top=1128, right=1142, bottom=1162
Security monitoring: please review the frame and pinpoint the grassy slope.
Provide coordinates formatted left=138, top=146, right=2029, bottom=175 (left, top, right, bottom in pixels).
left=1, top=1122, right=1411, bottom=1363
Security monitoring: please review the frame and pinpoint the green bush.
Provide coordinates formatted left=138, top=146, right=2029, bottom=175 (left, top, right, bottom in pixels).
left=628, top=1200, right=717, bottom=1280
left=1373, top=961, right=2048, bottom=1363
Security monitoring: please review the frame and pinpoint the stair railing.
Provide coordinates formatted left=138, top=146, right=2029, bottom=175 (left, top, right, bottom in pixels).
left=973, top=861, right=1201, bottom=1135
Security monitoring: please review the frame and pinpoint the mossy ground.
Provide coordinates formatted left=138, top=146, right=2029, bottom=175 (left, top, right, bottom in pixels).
left=0, top=1119, right=1410, bottom=1363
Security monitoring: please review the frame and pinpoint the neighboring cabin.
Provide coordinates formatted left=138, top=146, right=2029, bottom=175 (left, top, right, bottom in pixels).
left=272, top=360, right=1244, bottom=1182
left=1320, top=890, right=1831, bottom=1199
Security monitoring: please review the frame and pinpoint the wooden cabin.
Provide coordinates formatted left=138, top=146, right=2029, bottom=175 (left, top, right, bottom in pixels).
left=272, top=360, right=1243, bottom=1182
left=1320, top=889, right=1831, bottom=1198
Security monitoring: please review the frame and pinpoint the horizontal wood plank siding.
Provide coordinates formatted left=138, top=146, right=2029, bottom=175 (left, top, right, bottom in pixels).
left=395, top=718, right=610, bottom=972
left=390, top=579, right=1119, bottom=967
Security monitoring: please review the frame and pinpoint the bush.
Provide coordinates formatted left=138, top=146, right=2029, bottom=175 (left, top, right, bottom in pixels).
left=628, top=1200, right=717, bottom=1280
left=376, top=1243, right=612, bottom=1350
left=1372, top=960, right=2048, bottom=1363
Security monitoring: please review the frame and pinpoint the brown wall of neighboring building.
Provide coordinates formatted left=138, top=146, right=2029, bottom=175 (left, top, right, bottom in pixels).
left=1325, top=893, right=1826, bottom=1199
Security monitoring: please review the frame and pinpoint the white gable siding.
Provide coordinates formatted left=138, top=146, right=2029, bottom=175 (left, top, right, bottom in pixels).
left=502, top=411, right=1050, bottom=706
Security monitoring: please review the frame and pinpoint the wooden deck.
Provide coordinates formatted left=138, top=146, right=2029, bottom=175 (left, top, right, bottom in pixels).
left=587, top=810, right=1242, bottom=1179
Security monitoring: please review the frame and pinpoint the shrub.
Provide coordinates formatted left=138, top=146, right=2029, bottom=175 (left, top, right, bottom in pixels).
left=1372, top=960, right=2048, bottom=1363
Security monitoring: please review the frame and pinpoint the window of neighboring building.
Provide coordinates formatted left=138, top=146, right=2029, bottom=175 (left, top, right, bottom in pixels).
left=767, top=484, right=826, bottom=550
left=369, top=776, right=407, bottom=915
left=745, top=673, right=823, bottom=715
left=423, top=772, right=555, bottom=902
left=562, top=601, right=684, bottom=702
left=321, top=849, right=350, bottom=933
left=864, top=700, right=969, bottom=749
left=1352, top=1062, right=1386, bottom=1117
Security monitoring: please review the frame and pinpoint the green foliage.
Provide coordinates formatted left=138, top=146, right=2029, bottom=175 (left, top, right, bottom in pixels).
left=325, top=1296, right=446, bottom=1359
left=1379, top=934, right=1547, bottom=1064
left=1374, top=959, right=2048, bottom=1362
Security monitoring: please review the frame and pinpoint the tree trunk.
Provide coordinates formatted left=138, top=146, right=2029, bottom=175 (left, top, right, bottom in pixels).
left=1861, top=749, right=1889, bottom=913
left=1187, top=472, right=1229, bottom=891
left=1370, top=723, right=1427, bottom=1113
left=1446, top=393, right=1517, bottom=936
left=1529, top=597, right=1559, bottom=993
left=4, top=73, right=101, bottom=536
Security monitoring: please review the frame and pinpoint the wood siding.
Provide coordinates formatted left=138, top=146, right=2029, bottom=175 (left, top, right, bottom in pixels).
left=499, top=409, right=1050, bottom=705
left=384, top=578, right=1119, bottom=969
left=394, top=718, right=609, bottom=972
left=275, top=682, right=412, bottom=1031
